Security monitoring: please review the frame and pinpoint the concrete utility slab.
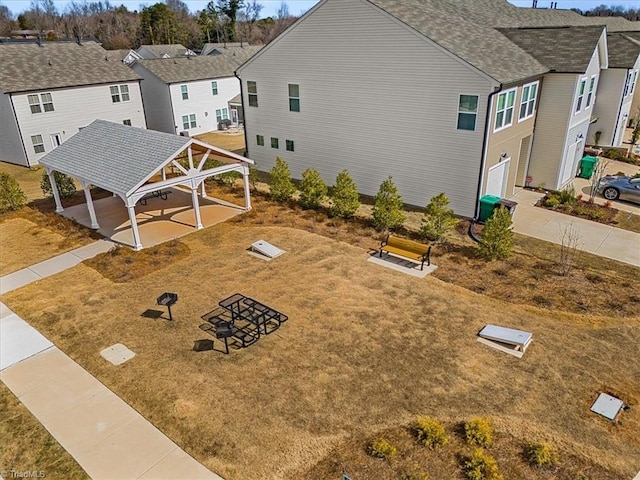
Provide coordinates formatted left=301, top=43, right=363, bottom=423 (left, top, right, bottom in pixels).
left=62, top=187, right=244, bottom=249
left=70, top=239, right=116, bottom=260
left=509, top=189, right=640, bottom=267
left=27, top=251, right=83, bottom=278
left=0, top=308, right=53, bottom=370
left=100, top=343, right=135, bottom=366
left=368, top=253, right=437, bottom=278
left=591, top=393, right=625, bottom=421
left=0, top=268, right=41, bottom=294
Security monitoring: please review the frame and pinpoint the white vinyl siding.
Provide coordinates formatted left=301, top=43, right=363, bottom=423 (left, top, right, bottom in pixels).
left=518, top=82, right=538, bottom=121
left=457, top=94, right=478, bottom=131
left=11, top=81, right=145, bottom=166
left=238, top=0, right=491, bottom=217
left=494, top=88, right=516, bottom=131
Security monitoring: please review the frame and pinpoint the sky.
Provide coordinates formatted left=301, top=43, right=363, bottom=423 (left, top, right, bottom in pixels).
left=1, top=0, right=639, bottom=17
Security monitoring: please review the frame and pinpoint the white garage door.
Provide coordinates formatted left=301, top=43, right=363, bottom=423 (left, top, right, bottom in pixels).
left=560, top=142, right=579, bottom=186
left=486, top=159, right=510, bottom=197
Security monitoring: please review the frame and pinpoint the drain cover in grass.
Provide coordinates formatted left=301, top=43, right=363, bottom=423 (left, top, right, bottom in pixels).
left=591, top=393, right=625, bottom=421
left=100, top=343, right=135, bottom=366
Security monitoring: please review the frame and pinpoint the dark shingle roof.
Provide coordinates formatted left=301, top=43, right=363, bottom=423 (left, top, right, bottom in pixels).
left=104, top=49, right=131, bottom=62
left=607, top=33, right=640, bottom=68
left=368, top=0, right=548, bottom=84
left=581, top=16, right=638, bottom=32
left=207, top=45, right=264, bottom=65
left=38, top=120, right=190, bottom=196
left=498, top=25, right=605, bottom=73
left=0, top=41, right=140, bottom=93
left=136, top=55, right=240, bottom=84
left=138, top=44, right=192, bottom=58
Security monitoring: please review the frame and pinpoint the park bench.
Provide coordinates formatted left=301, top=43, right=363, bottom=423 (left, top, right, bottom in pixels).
left=379, top=235, right=431, bottom=270
left=139, top=189, right=172, bottom=206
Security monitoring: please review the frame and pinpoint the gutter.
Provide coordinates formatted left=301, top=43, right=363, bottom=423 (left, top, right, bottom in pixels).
left=469, top=83, right=504, bottom=243
left=234, top=70, right=248, bottom=156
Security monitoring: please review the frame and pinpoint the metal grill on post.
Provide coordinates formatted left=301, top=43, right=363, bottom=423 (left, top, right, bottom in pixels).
left=157, top=292, right=178, bottom=321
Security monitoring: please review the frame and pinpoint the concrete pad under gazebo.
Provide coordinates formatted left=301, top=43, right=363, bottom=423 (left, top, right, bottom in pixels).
left=39, top=120, right=253, bottom=250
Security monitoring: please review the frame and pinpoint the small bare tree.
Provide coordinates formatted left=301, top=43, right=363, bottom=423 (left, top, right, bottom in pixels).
left=588, top=158, right=610, bottom=202
left=558, top=223, right=581, bottom=276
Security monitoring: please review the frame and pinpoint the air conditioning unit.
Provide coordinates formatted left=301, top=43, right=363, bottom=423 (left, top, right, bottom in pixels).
left=179, top=131, right=190, bottom=137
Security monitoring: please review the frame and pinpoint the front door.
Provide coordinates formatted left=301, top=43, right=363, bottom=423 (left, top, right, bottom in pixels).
left=230, top=108, right=238, bottom=125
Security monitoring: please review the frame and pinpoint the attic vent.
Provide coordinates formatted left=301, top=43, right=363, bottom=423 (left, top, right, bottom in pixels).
left=48, top=59, right=52, bottom=66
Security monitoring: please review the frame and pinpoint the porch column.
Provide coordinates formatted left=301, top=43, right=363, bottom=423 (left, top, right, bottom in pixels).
left=46, top=169, right=64, bottom=213
left=191, top=188, right=203, bottom=230
left=161, top=167, right=167, bottom=182
left=127, top=204, right=143, bottom=250
left=81, top=181, right=100, bottom=229
left=201, top=181, right=208, bottom=198
left=242, top=165, right=252, bottom=211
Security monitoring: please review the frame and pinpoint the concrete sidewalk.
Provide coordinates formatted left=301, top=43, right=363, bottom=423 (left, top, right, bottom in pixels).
left=509, top=189, right=640, bottom=267
left=0, top=240, right=115, bottom=295
left=0, top=302, right=221, bottom=480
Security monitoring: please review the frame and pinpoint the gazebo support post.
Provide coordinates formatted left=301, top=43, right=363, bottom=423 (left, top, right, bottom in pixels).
left=126, top=204, right=143, bottom=250
left=201, top=181, right=207, bottom=198
left=191, top=188, right=203, bottom=229
left=80, top=181, right=100, bottom=229
left=242, top=166, right=252, bottom=211
left=46, top=168, right=64, bottom=213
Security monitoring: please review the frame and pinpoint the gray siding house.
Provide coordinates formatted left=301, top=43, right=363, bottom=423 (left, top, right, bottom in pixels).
left=236, top=0, right=550, bottom=217
left=0, top=41, right=146, bottom=167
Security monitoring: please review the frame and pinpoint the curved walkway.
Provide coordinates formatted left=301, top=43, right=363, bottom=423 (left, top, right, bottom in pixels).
left=0, top=242, right=222, bottom=479
left=509, top=189, right=640, bottom=267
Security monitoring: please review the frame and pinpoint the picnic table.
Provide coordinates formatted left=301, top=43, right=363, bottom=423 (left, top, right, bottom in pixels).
left=218, top=293, right=288, bottom=338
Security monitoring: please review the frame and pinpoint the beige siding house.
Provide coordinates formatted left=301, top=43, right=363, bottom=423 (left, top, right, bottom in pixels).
left=0, top=41, right=146, bottom=167
left=500, top=26, right=608, bottom=191
left=237, top=0, right=548, bottom=218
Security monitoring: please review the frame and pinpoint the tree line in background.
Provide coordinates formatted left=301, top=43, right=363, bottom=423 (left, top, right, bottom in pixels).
left=574, top=4, right=640, bottom=20
left=0, top=0, right=299, bottom=50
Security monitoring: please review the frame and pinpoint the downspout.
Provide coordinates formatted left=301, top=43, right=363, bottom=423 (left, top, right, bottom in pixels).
left=234, top=71, right=248, bottom=156
left=469, top=83, right=503, bottom=243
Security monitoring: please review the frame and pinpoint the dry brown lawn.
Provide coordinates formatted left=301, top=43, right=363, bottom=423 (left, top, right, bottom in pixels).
left=196, top=131, right=246, bottom=154
left=0, top=382, right=89, bottom=478
left=2, top=207, right=639, bottom=479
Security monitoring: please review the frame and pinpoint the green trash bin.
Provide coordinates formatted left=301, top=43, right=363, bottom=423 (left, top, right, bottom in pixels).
left=578, top=155, right=598, bottom=179
left=479, top=194, right=501, bottom=221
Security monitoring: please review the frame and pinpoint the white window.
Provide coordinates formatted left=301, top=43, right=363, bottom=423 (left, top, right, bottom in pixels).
left=215, top=108, right=228, bottom=122
left=31, top=135, right=45, bottom=154
left=494, top=88, right=516, bottom=131
left=518, top=82, right=538, bottom=121
left=586, top=76, right=596, bottom=108
left=256, top=135, right=264, bottom=146
left=110, top=85, right=130, bottom=103
left=182, top=114, right=196, bottom=130
left=123, top=119, right=132, bottom=126
left=575, top=78, right=587, bottom=113
left=181, top=85, right=188, bottom=100
left=28, top=93, right=54, bottom=113
left=211, top=81, right=218, bottom=95
left=288, top=84, right=300, bottom=112
left=457, top=95, right=478, bottom=131
left=247, top=81, right=258, bottom=107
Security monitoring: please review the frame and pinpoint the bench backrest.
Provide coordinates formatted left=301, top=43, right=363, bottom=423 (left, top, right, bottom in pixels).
left=387, top=236, right=429, bottom=255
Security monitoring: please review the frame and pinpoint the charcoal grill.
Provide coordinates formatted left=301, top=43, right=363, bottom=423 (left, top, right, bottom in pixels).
left=156, top=292, right=178, bottom=321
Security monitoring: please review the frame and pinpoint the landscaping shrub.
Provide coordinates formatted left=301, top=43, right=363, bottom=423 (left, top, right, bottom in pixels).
left=371, top=176, right=406, bottom=231
left=299, top=168, right=328, bottom=209
left=465, top=448, right=502, bottom=480
left=525, top=442, right=559, bottom=469
left=556, top=186, right=577, bottom=206
left=0, top=172, right=27, bottom=212
left=329, top=170, right=360, bottom=218
left=41, top=171, right=76, bottom=199
left=268, top=157, right=296, bottom=202
left=420, top=192, right=457, bottom=242
left=573, top=203, right=606, bottom=221
left=367, top=438, right=397, bottom=460
left=603, top=148, right=627, bottom=161
left=543, top=196, right=560, bottom=208
left=249, top=164, right=259, bottom=191
left=464, top=418, right=493, bottom=447
left=415, top=416, right=448, bottom=449
left=478, top=207, right=514, bottom=261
